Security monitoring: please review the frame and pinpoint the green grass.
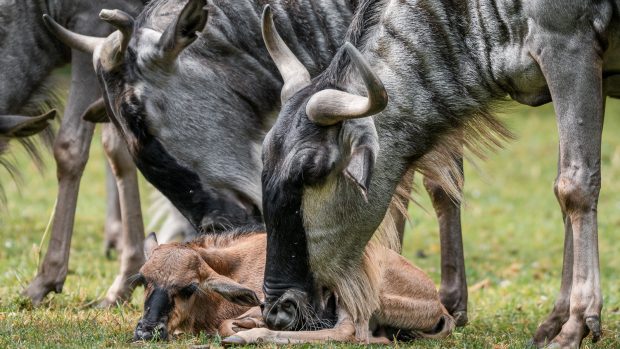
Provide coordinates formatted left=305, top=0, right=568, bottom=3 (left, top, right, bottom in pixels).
left=1, top=97, right=620, bottom=348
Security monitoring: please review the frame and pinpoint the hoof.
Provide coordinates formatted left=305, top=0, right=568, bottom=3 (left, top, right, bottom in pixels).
left=222, top=335, right=247, bottom=346
left=23, top=276, right=63, bottom=305
left=585, top=316, right=601, bottom=343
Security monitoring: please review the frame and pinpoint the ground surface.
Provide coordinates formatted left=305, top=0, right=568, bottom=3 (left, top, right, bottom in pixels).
left=1, top=97, right=620, bottom=348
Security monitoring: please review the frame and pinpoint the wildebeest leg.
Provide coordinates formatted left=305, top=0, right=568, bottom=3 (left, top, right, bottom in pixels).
left=423, top=156, right=467, bottom=326
left=222, top=307, right=387, bottom=345
left=529, top=30, right=604, bottom=347
left=23, top=51, right=98, bottom=304
left=390, top=170, right=414, bottom=248
left=531, top=162, right=574, bottom=347
left=218, top=307, right=264, bottom=337
left=99, top=124, right=145, bottom=306
left=104, top=161, right=122, bottom=258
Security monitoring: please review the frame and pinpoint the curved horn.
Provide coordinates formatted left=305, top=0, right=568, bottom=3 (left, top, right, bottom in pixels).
left=305, top=42, right=388, bottom=126
left=42, top=14, right=105, bottom=54
left=261, top=5, right=310, bottom=102
left=99, top=9, right=134, bottom=54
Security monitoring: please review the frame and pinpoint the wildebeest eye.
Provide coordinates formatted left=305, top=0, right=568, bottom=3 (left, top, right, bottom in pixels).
left=178, top=283, right=198, bottom=299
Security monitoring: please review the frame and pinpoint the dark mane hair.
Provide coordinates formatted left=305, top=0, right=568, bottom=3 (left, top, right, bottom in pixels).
left=317, top=0, right=385, bottom=88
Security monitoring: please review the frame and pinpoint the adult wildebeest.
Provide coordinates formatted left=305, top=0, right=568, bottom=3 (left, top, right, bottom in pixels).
left=0, top=0, right=151, bottom=306
left=258, top=1, right=620, bottom=347
left=43, top=0, right=470, bottom=324
left=133, top=227, right=453, bottom=343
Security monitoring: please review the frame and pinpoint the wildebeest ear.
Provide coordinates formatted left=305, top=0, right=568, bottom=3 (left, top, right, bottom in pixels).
left=341, top=119, right=379, bottom=201
left=81, top=98, right=110, bottom=123
left=144, top=232, right=159, bottom=260
left=206, top=275, right=261, bottom=307
left=344, top=146, right=375, bottom=201
left=158, top=0, right=208, bottom=63
left=0, top=110, right=56, bottom=138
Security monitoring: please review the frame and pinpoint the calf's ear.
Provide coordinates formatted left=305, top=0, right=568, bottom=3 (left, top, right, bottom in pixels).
left=205, top=275, right=261, bottom=307
left=158, top=0, right=209, bottom=63
left=144, top=232, right=159, bottom=260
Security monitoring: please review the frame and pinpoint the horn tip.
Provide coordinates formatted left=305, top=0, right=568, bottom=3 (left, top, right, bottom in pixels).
left=42, top=14, right=53, bottom=25
left=99, top=9, right=114, bottom=20
left=262, top=4, right=272, bottom=18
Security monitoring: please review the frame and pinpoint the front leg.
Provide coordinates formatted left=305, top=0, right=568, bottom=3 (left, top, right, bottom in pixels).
left=23, top=51, right=97, bottom=304
left=222, top=307, right=377, bottom=345
left=423, top=155, right=467, bottom=326
left=531, top=163, right=574, bottom=346
left=218, top=307, right=264, bottom=337
left=528, top=14, right=606, bottom=347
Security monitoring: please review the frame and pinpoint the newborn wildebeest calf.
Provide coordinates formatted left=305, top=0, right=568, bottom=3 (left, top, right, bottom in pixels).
left=134, top=227, right=454, bottom=344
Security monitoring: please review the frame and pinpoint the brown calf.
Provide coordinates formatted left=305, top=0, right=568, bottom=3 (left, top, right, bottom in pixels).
left=135, top=226, right=453, bottom=344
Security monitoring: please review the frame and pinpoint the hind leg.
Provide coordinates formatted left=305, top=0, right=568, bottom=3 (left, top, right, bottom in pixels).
left=99, top=124, right=145, bottom=306
left=373, top=253, right=454, bottom=337
left=104, top=161, right=122, bottom=258
left=423, top=155, right=467, bottom=326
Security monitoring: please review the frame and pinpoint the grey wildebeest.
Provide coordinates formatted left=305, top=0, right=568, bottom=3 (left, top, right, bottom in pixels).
left=43, top=0, right=470, bottom=325
left=257, top=1, right=620, bottom=347
left=132, top=227, right=454, bottom=343
left=0, top=0, right=152, bottom=306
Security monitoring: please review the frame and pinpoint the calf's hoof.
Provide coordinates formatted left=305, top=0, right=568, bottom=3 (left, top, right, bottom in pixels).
left=222, top=335, right=248, bottom=346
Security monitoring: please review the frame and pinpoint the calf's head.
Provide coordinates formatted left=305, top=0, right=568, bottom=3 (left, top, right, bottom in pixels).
left=134, top=233, right=261, bottom=341
left=259, top=6, right=388, bottom=329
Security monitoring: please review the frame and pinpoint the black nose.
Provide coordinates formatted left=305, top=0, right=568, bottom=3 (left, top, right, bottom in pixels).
left=133, top=320, right=168, bottom=341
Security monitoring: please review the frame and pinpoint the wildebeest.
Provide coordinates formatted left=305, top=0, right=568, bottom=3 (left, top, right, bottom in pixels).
left=43, top=0, right=469, bottom=324
left=134, top=227, right=454, bottom=343
left=259, top=1, right=620, bottom=347
left=0, top=0, right=151, bottom=306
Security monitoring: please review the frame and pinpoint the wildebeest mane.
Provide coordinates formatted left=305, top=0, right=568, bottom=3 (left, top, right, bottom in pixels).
left=316, top=0, right=514, bottom=202
left=316, top=0, right=385, bottom=88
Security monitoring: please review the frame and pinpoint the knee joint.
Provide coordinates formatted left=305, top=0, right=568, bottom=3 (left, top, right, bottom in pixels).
left=555, top=172, right=600, bottom=211
left=53, top=136, right=88, bottom=176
